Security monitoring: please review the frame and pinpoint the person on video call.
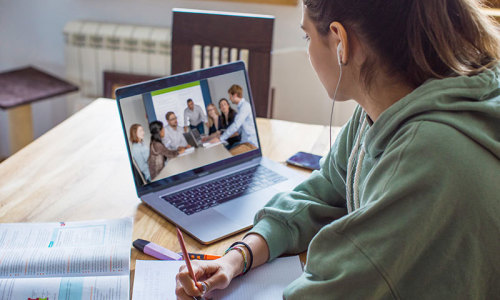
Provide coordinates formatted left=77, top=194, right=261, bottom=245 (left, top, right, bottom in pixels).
left=209, top=85, right=257, bottom=153
left=176, top=0, right=500, bottom=299
left=204, top=100, right=241, bottom=147
left=206, top=103, right=222, bottom=134
left=183, top=98, right=207, bottom=135
left=219, top=98, right=241, bottom=147
left=147, top=121, right=183, bottom=180
left=163, top=111, right=191, bottom=152
left=129, top=124, right=151, bottom=183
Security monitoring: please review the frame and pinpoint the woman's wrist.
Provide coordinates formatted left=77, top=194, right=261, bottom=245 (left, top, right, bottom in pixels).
left=220, top=234, right=268, bottom=280
left=220, top=249, right=245, bottom=279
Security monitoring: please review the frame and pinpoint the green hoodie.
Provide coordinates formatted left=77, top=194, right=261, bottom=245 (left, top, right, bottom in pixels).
left=250, top=67, right=500, bottom=299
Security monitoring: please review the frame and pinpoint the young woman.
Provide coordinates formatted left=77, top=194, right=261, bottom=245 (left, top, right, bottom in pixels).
left=206, top=103, right=222, bottom=135
left=218, top=98, right=241, bottom=146
left=129, top=124, right=151, bottom=182
left=147, top=121, right=181, bottom=180
left=176, top=0, right=500, bottom=299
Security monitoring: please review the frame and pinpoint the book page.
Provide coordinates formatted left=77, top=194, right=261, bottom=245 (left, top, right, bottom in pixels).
left=132, top=256, right=303, bottom=300
left=0, top=218, right=133, bottom=278
left=0, top=274, right=129, bottom=300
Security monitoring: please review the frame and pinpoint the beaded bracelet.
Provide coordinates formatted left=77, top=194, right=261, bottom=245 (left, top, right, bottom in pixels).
left=229, top=241, right=254, bottom=275
left=224, top=246, right=248, bottom=275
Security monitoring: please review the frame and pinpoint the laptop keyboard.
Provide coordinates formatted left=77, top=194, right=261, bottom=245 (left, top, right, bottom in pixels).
left=161, top=166, right=287, bottom=215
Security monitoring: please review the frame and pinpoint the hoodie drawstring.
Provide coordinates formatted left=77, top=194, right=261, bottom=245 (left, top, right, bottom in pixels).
left=346, top=114, right=368, bottom=213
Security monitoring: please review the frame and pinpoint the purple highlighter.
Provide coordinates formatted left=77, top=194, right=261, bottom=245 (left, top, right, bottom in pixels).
left=133, top=239, right=182, bottom=260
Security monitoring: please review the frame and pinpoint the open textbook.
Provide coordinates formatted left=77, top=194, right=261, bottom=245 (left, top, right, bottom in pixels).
left=133, top=256, right=303, bottom=300
left=0, top=217, right=133, bottom=300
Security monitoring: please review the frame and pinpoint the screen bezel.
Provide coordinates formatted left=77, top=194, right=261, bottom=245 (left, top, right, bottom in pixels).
left=115, top=61, right=263, bottom=197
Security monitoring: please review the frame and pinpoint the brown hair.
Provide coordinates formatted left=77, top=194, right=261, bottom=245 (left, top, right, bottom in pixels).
left=304, top=0, right=500, bottom=88
left=129, top=124, right=142, bottom=143
left=165, top=111, right=176, bottom=122
left=228, top=84, right=243, bottom=98
left=206, top=103, right=220, bottom=128
left=219, top=98, right=237, bottom=127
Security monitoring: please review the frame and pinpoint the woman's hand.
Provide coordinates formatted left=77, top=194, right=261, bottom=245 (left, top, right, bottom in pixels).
left=175, top=250, right=244, bottom=299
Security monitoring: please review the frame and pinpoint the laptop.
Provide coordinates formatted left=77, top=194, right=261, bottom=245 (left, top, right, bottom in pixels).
left=116, top=61, right=305, bottom=244
left=183, top=129, right=203, bottom=148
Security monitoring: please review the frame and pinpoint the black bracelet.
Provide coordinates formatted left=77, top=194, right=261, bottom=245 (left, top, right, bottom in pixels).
left=230, top=241, right=254, bottom=274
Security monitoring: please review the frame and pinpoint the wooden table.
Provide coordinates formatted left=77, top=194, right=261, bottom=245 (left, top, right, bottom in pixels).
left=0, top=98, right=340, bottom=294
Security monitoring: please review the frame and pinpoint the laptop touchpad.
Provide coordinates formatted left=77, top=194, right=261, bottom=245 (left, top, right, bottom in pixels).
left=214, top=188, right=277, bottom=226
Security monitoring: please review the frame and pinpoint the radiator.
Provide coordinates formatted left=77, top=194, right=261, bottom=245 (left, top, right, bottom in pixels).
left=63, top=21, right=172, bottom=98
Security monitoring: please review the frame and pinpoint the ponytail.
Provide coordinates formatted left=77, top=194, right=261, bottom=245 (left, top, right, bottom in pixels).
left=407, top=0, right=500, bottom=85
left=149, top=121, right=164, bottom=145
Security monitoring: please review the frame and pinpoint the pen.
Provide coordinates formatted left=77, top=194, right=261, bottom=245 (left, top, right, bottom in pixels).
left=179, top=252, right=222, bottom=260
left=133, top=239, right=182, bottom=261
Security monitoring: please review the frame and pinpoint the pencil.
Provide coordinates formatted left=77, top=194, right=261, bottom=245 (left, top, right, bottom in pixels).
left=176, top=227, right=197, bottom=282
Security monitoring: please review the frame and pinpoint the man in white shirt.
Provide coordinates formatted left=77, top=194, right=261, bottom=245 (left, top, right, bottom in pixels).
left=163, top=111, right=191, bottom=151
left=183, top=99, right=207, bottom=135
left=209, top=84, right=258, bottom=151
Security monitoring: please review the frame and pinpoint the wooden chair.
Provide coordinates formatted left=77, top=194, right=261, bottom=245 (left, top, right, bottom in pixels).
left=171, top=8, right=275, bottom=118
left=103, top=71, right=158, bottom=99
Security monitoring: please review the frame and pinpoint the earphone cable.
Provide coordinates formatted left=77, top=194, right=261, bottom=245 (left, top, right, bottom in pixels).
left=329, top=65, right=343, bottom=150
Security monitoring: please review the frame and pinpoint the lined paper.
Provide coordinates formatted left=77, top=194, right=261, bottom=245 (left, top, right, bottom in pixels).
left=133, top=256, right=303, bottom=300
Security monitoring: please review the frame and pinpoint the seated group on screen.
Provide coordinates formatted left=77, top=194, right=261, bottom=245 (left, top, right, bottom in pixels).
left=129, top=84, right=257, bottom=183
left=128, top=122, right=181, bottom=184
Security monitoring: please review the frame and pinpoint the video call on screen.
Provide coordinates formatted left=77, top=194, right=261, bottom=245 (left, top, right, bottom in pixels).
left=120, top=70, right=259, bottom=186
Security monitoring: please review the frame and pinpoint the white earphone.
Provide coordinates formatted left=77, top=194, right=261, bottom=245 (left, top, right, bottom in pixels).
left=330, top=41, right=344, bottom=149
left=337, top=42, right=343, bottom=66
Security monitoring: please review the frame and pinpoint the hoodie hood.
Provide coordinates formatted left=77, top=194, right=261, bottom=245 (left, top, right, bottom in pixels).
left=364, top=67, right=500, bottom=159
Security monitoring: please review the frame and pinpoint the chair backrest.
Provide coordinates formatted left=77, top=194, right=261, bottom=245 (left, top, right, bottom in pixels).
left=171, top=8, right=275, bottom=118
left=103, top=71, right=159, bottom=99
left=131, top=157, right=147, bottom=185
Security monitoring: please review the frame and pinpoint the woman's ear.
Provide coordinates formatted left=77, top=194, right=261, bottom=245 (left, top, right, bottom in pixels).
left=330, top=21, right=349, bottom=65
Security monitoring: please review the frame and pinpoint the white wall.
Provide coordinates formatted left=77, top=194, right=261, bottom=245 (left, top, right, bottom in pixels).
left=272, top=48, right=358, bottom=126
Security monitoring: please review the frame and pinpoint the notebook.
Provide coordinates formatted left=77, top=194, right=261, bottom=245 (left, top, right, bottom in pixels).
left=132, top=256, right=303, bottom=299
left=116, top=61, right=304, bottom=244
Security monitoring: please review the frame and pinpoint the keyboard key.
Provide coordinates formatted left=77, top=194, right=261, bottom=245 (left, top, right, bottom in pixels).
left=161, top=166, right=286, bottom=215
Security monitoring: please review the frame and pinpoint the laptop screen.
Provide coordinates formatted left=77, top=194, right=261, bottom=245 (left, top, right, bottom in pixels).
left=116, top=62, right=262, bottom=195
